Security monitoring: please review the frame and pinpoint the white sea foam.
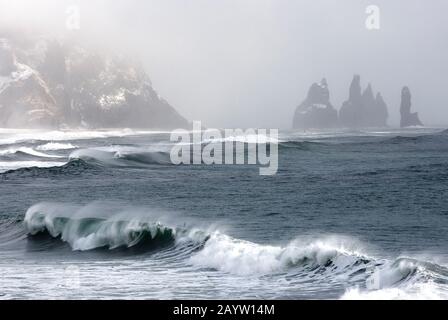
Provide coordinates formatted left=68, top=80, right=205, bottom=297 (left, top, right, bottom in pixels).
left=36, top=142, right=78, bottom=151
left=190, top=233, right=369, bottom=275
left=0, top=147, right=63, bottom=158
left=341, top=282, right=447, bottom=300
left=21, top=201, right=448, bottom=300
left=341, top=257, right=448, bottom=300
left=0, top=129, right=168, bottom=145
left=69, top=148, right=111, bottom=161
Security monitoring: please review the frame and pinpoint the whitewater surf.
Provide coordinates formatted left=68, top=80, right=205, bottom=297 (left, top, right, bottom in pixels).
left=1, top=127, right=448, bottom=299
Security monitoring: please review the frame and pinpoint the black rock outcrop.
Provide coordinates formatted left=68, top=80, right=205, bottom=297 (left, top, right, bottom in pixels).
left=292, top=78, right=338, bottom=129
left=339, top=75, right=388, bottom=128
left=400, top=86, right=423, bottom=127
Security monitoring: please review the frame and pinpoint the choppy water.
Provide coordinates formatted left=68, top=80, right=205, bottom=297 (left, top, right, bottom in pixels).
left=1, top=127, right=448, bottom=299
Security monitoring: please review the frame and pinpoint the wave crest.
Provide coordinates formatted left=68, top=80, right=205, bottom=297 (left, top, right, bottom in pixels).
left=190, top=233, right=371, bottom=275
left=36, top=142, right=77, bottom=151
left=0, top=147, right=63, bottom=158
left=24, top=203, right=183, bottom=251
left=20, top=202, right=448, bottom=299
left=69, top=147, right=172, bottom=166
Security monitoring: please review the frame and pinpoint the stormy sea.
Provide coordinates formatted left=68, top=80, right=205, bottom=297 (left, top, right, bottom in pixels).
left=0, top=127, right=447, bottom=299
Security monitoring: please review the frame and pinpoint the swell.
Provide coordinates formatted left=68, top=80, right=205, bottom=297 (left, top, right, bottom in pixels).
left=0, top=147, right=174, bottom=177
left=200, top=135, right=324, bottom=151
left=0, top=159, right=97, bottom=178
left=69, top=148, right=173, bottom=167
left=226, top=129, right=448, bottom=151
left=342, top=257, right=448, bottom=299
left=0, top=216, right=27, bottom=249
left=0, top=147, right=63, bottom=159
left=23, top=203, right=208, bottom=254
left=354, top=162, right=448, bottom=177
left=19, top=202, right=448, bottom=299
left=69, top=143, right=307, bottom=166
left=379, top=129, right=448, bottom=145
left=193, top=234, right=448, bottom=299
left=278, top=140, right=324, bottom=151
left=23, top=203, right=376, bottom=279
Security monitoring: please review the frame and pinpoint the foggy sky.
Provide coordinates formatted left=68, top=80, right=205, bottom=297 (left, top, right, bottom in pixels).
left=1, top=0, right=447, bottom=128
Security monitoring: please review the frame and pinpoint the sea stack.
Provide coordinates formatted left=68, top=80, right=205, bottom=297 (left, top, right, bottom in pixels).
left=339, top=75, right=388, bottom=128
left=400, top=86, right=423, bottom=127
left=292, top=78, right=338, bottom=129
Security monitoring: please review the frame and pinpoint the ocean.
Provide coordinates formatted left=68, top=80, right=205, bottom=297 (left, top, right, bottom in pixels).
left=0, top=127, right=447, bottom=299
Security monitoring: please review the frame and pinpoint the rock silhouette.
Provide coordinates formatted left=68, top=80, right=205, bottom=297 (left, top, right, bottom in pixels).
left=292, top=78, right=338, bottom=129
left=339, top=75, right=388, bottom=128
left=400, top=86, right=423, bottom=127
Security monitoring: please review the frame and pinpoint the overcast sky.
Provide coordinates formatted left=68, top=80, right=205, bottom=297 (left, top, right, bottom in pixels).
left=1, top=0, right=447, bottom=128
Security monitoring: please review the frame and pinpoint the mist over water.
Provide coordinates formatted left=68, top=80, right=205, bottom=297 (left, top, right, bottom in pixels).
left=1, top=1, right=448, bottom=301
left=1, top=0, right=447, bottom=128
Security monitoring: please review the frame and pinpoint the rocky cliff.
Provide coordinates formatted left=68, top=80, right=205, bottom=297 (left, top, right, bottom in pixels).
left=400, top=86, right=423, bottom=127
left=339, top=75, right=388, bottom=128
left=292, top=78, right=338, bottom=129
left=0, top=34, right=188, bottom=129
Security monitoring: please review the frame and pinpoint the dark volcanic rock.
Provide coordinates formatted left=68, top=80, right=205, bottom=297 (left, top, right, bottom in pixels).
left=374, top=93, right=388, bottom=127
left=0, top=34, right=189, bottom=129
left=339, top=75, right=388, bottom=128
left=400, top=86, right=423, bottom=127
left=292, top=78, right=338, bottom=129
left=339, top=75, right=363, bottom=128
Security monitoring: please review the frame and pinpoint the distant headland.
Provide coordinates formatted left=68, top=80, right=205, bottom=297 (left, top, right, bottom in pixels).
left=0, top=33, right=189, bottom=129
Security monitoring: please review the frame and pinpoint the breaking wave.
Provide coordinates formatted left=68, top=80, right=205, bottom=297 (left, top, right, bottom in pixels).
left=36, top=142, right=78, bottom=151
left=342, top=257, right=448, bottom=300
left=194, top=235, right=448, bottom=299
left=190, top=233, right=370, bottom=275
left=0, top=147, right=63, bottom=158
left=24, top=202, right=207, bottom=252
left=21, top=202, right=448, bottom=299
left=0, top=145, right=67, bottom=173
